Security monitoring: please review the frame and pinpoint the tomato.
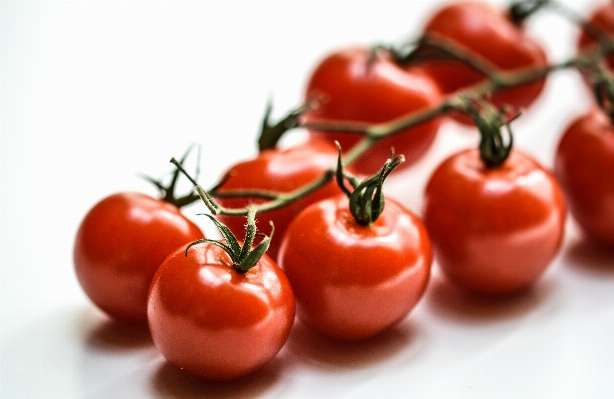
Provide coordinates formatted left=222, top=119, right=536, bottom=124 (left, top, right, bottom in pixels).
left=302, top=46, right=443, bottom=175
left=554, top=107, right=614, bottom=247
left=214, top=139, right=341, bottom=261
left=577, top=1, right=614, bottom=72
left=420, top=1, right=548, bottom=124
left=147, top=240, right=295, bottom=382
left=423, top=149, right=566, bottom=295
left=74, top=192, right=204, bottom=322
left=278, top=194, right=431, bottom=341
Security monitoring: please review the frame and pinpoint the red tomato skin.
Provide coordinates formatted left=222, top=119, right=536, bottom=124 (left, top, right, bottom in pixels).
left=147, top=242, right=295, bottom=382
left=423, top=149, right=566, bottom=295
left=421, top=1, right=547, bottom=124
left=278, top=195, right=432, bottom=341
left=555, top=108, right=614, bottom=247
left=303, top=46, right=443, bottom=175
left=577, top=1, right=614, bottom=72
left=215, top=140, right=341, bottom=261
left=74, top=192, right=204, bottom=322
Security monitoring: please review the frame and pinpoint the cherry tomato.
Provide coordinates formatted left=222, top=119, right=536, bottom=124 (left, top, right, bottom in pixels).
left=74, top=192, right=203, bottom=322
left=423, top=149, right=566, bottom=295
left=215, top=139, right=341, bottom=261
left=555, top=107, right=614, bottom=247
left=278, top=194, right=432, bottom=341
left=577, top=1, right=614, bottom=72
left=420, top=1, right=548, bottom=124
left=302, top=46, right=443, bottom=175
left=147, top=241, right=295, bottom=382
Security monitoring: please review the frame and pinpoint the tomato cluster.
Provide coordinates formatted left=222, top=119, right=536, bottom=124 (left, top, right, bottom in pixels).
left=73, top=0, right=614, bottom=384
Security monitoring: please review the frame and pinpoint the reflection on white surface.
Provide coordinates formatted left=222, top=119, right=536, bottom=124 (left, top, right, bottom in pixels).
left=2, top=0, right=614, bottom=397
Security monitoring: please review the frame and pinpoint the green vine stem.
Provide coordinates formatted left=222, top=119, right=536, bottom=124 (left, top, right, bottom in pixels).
left=171, top=6, right=614, bottom=218
left=545, top=0, right=614, bottom=47
left=186, top=205, right=274, bottom=273
left=171, top=157, right=335, bottom=216
left=393, top=35, right=502, bottom=82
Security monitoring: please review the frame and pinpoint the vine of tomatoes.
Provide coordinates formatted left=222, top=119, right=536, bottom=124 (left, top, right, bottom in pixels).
left=72, top=0, right=614, bottom=383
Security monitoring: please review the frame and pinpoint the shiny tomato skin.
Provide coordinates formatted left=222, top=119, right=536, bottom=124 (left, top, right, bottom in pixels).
left=215, top=139, right=341, bottom=261
left=421, top=1, right=547, bottom=124
left=577, top=1, right=614, bottom=72
left=423, top=149, right=566, bottom=295
left=74, top=192, right=204, bottom=322
left=147, top=242, right=295, bottom=382
left=555, top=108, right=614, bottom=247
left=303, top=46, right=443, bottom=175
left=278, top=194, right=432, bottom=341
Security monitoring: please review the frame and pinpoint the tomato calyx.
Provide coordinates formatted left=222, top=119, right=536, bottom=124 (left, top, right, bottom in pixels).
left=508, top=0, right=549, bottom=25
left=462, top=99, right=517, bottom=169
left=169, top=157, right=275, bottom=273
left=187, top=206, right=274, bottom=273
left=258, top=99, right=317, bottom=152
left=140, top=144, right=201, bottom=208
left=335, top=142, right=404, bottom=226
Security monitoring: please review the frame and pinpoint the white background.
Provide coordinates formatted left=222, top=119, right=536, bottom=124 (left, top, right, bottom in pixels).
left=2, top=1, right=614, bottom=398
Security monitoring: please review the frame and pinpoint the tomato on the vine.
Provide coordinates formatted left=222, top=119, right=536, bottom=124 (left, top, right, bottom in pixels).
left=278, top=155, right=431, bottom=341
left=302, top=46, right=443, bottom=175
left=147, top=215, right=295, bottom=382
left=555, top=107, right=614, bottom=247
left=419, top=1, right=548, bottom=124
left=577, top=1, right=614, bottom=72
left=74, top=192, right=203, bottom=322
left=214, top=139, right=341, bottom=261
left=423, top=149, right=566, bottom=295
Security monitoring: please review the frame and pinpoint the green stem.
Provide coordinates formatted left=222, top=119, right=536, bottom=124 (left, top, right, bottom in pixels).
left=175, top=34, right=614, bottom=218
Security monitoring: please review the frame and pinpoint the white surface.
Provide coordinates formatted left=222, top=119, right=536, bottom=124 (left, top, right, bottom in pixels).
left=2, top=1, right=614, bottom=398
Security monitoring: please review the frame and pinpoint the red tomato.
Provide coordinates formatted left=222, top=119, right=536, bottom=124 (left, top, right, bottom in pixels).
left=302, top=46, right=443, bottom=175
left=74, top=192, right=203, bottom=322
left=577, top=1, right=614, bottom=72
left=215, top=139, right=341, bottom=261
left=420, top=1, right=548, bottom=124
left=555, top=107, right=614, bottom=247
left=278, top=194, right=431, bottom=341
left=147, top=241, right=295, bottom=382
left=423, top=149, right=566, bottom=295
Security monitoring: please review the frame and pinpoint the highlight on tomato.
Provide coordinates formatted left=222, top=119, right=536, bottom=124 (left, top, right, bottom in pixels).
left=422, top=101, right=566, bottom=295
left=415, top=0, right=548, bottom=124
left=278, top=148, right=432, bottom=341
left=74, top=151, right=203, bottom=323
left=147, top=205, right=295, bottom=382
left=554, top=71, right=614, bottom=248
left=302, top=45, right=443, bottom=175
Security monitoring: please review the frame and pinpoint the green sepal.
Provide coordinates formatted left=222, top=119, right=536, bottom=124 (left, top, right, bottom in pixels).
left=258, top=99, right=310, bottom=152
left=236, top=223, right=274, bottom=272
left=197, top=213, right=242, bottom=257
left=141, top=143, right=201, bottom=208
left=335, top=143, right=403, bottom=226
